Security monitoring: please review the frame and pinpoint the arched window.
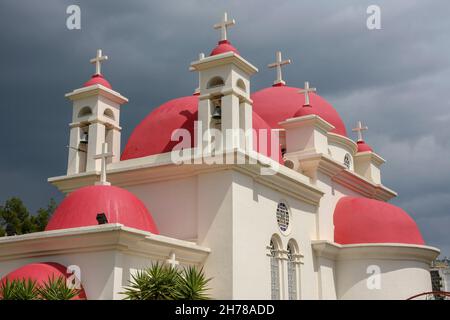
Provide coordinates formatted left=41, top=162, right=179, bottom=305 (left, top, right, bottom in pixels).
left=78, top=106, right=92, bottom=118
left=269, top=236, right=281, bottom=300
left=236, top=78, right=246, bottom=91
left=103, top=108, right=115, bottom=120
left=287, top=240, right=299, bottom=300
left=207, top=76, right=225, bottom=89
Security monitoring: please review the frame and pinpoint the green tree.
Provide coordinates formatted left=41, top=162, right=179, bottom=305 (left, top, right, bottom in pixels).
left=0, top=197, right=56, bottom=236
left=122, top=263, right=211, bottom=300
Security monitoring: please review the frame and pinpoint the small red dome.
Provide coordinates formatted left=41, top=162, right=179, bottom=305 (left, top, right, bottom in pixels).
left=252, top=85, right=348, bottom=137
left=356, top=140, right=373, bottom=152
left=1, top=262, right=87, bottom=299
left=210, top=40, right=240, bottom=56
left=45, top=185, right=159, bottom=234
left=83, top=74, right=112, bottom=89
left=121, top=95, right=282, bottom=162
left=334, top=196, right=425, bottom=245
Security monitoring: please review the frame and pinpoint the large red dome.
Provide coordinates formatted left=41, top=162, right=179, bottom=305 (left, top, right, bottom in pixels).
left=251, top=85, right=348, bottom=136
left=45, top=185, right=159, bottom=234
left=1, top=262, right=87, bottom=299
left=121, top=95, right=281, bottom=162
left=334, top=196, right=425, bottom=245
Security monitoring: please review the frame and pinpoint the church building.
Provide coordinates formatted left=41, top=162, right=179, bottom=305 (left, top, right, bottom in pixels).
left=0, top=13, right=439, bottom=300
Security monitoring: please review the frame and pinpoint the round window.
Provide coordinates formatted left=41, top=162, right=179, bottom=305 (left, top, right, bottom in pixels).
left=276, top=202, right=290, bottom=233
left=344, top=153, right=351, bottom=169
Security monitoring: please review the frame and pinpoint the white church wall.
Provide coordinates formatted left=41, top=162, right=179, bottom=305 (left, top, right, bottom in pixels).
left=230, top=171, right=319, bottom=299
left=314, top=171, right=361, bottom=242
left=336, top=257, right=433, bottom=300
left=125, top=176, right=198, bottom=241
left=196, top=170, right=235, bottom=299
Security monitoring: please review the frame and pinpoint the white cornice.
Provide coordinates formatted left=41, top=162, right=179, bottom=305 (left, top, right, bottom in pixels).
left=279, top=114, right=335, bottom=133
left=327, top=132, right=358, bottom=154
left=354, top=151, right=386, bottom=166
left=0, top=224, right=210, bottom=265
left=190, top=51, right=258, bottom=75
left=65, top=84, right=128, bottom=104
left=311, top=240, right=440, bottom=263
left=295, top=152, right=397, bottom=201
left=48, top=149, right=324, bottom=205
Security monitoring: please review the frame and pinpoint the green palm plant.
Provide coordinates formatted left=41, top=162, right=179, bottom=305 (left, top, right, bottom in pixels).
left=0, top=278, right=40, bottom=300
left=178, top=266, right=211, bottom=300
left=38, top=276, right=81, bottom=300
left=122, top=263, right=211, bottom=300
left=122, top=263, right=182, bottom=300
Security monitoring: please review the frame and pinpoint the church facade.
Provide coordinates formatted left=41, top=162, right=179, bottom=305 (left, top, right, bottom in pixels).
left=0, top=13, right=439, bottom=300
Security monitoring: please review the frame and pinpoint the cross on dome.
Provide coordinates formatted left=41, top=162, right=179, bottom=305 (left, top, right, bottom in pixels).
left=352, top=121, right=368, bottom=142
left=298, top=81, right=317, bottom=106
left=94, top=142, right=113, bottom=186
left=213, top=12, right=235, bottom=42
left=268, top=51, right=291, bottom=86
left=90, top=49, right=108, bottom=75
left=166, top=252, right=180, bottom=268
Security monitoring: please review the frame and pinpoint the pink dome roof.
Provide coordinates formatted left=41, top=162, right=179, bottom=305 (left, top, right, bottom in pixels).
left=210, top=40, right=240, bottom=56
left=356, top=140, right=373, bottom=152
left=83, top=74, right=112, bottom=89
left=252, top=85, right=348, bottom=136
left=334, top=196, right=425, bottom=245
left=121, top=95, right=282, bottom=162
left=1, top=262, right=87, bottom=299
left=45, top=185, right=159, bottom=234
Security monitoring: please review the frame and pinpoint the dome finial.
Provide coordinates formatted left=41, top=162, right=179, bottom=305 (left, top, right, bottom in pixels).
left=268, top=51, right=291, bottom=86
left=352, top=120, right=368, bottom=142
left=213, top=12, right=235, bottom=42
left=94, top=142, right=113, bottom=186
left=90, top=49, right=108, bottom=75
left=298, top=81, right=317, bottom=106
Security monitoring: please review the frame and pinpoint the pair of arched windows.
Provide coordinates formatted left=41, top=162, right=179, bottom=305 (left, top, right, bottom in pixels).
left=269, top=236, right=301, bottom=300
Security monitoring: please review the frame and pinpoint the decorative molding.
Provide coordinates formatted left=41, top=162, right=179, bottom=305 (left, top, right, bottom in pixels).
left=311, top=240, right=440, bottom=263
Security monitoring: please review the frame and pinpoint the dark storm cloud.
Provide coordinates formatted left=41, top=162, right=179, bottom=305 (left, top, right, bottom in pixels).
left=0, top=0, right=449, bottom=256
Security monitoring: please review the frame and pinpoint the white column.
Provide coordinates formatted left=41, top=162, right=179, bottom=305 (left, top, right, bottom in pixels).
left=86, top=122, right=106, bottom=172
left=67, top=125, right=81, bottom=175
left=222, top=93, right=240, bottom=151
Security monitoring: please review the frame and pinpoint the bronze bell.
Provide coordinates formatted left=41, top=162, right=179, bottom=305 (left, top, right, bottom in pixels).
left=212, top=105, right=222, bottom=120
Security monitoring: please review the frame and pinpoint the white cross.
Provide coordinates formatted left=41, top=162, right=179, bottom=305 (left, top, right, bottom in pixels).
left=298, top=81, right=317, bottom=106
left=213, top=12, right=235, bottom=42
left=190, top=53, right=205, bottom=94
left=352, top=121, right=369, bottom=142
left=166, top=252, right=179, bottom=269
left=90, top=49, right=108, bottom=75
left=268, top=51, right=291, bottom=86
left=94, top=142, right=113, bottom=186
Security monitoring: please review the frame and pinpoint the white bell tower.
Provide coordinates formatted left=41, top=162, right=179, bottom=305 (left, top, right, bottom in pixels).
left=65, top=49, right=128, bottom=175
left=190, top=13, right=258, bottom=154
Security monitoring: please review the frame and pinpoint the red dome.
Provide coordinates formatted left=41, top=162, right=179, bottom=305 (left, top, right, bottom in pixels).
left=356, top=140, right=373, bottom=152
left=45, top=185, right=159, bottom=234
left=121, top=95, right=282, bottom=162
left=252, top=85, right=348, bottom=136
left=1, top=262, right=87, bottom=299
left=334, top=196, right=425, bottom=245
left=210, top=40, right=240, bottom=56
left=83, top=74, right=112, bottom=89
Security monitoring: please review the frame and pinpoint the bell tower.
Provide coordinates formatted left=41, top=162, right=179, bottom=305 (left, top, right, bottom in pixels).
left=190, top=13, right=258, bottom=155
left=65, top=49, right=128, bottom=175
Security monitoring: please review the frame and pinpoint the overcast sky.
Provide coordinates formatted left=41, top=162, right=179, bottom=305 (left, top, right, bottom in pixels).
left=0, top=0, right=449, bottom=257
